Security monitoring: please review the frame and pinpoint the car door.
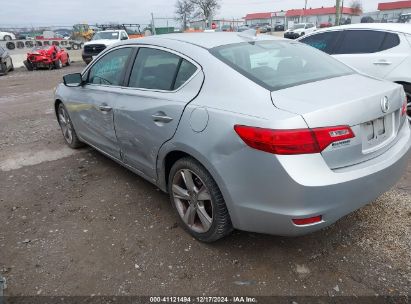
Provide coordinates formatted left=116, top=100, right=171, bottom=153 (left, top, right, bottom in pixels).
left=332, top=29, right=408, bottom=79
left=67, top=47, right=134, bottom=159
left=114, top=46, right=204, bottom=180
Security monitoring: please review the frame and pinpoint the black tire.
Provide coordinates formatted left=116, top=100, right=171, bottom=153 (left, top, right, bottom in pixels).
left=23, top=60, right=33, bottom=71
left=57, top=103, right=84, bottom=149
left=72, top=43, right=79, bottom=50
left=4, top=35, right=12, bottom=41
left=66, top=56, right=71, bottom=66
left=6, top=42, right=15, bottom=50
left=168, top=157, right=233, bottom=242
left=54, top=59, right=62, bottom=69
left=1, top=63, right=8, bottom=75
left=10, top=59, right=14, bottom=71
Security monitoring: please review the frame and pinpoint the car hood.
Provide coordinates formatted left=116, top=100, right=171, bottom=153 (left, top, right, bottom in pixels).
left=84, top=39, right=119, bottom=46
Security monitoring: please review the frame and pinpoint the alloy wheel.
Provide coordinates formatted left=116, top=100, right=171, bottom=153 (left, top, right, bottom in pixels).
left=58, top=105, right=73, bottom=144
left=406, top=91, right=411, bottom=122
left=172, top=169, right=213, bottom=233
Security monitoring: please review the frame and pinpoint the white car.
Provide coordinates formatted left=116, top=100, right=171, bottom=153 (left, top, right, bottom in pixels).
left=0, top=31, right=16, bottom=41
left=284, top=23, right=316, bottom=39
left=298, top=23, right=411, bottom=121
left=82, top=30, right=129, bottom=64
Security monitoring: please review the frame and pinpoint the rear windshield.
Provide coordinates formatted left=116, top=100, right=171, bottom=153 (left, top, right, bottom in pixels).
left=210, top=41, right=354, bottom=91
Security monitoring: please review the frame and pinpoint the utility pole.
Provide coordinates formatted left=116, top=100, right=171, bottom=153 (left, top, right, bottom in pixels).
left=335, top=0, right=341, bottom=26
left=151, top=12, right=156, bottom=35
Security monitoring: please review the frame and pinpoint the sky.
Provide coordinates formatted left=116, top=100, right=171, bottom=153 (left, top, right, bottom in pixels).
left=0, top=0, right=383, bottom=27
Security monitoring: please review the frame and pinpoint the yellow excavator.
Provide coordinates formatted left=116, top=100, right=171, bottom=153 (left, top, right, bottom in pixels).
left=71, top=24, right=95, bottom=42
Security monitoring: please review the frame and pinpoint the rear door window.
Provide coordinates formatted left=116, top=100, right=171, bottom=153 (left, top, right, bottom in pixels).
left=380, top=32, right=400, bottom=51
left=334, top=30, right=386, bottom=54
left=300, top=31, right=342, bottom=54
left=128, top=48, right=197, bottom=91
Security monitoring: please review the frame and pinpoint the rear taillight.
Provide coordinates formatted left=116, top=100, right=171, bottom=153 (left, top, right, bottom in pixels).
left=292, top=216, right=322, bottom=226
left=401, top=98, right=407, bottom=116
left=234, top=125, right=354, bottom=155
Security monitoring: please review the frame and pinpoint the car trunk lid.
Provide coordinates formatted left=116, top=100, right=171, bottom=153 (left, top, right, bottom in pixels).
left=271, top=74, right=406, bottom=169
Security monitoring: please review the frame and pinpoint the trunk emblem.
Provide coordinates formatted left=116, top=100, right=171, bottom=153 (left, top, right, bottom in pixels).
left=381, top=96, right=390, bottom=113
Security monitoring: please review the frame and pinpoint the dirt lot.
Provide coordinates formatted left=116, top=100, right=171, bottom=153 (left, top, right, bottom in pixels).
left=0, top=64, right=410, bottom=297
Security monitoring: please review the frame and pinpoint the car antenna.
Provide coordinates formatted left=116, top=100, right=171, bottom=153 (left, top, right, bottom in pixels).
left=237, top=29, right=258, bottom=42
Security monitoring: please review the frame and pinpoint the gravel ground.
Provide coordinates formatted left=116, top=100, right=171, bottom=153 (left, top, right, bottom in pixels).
left=0, top=64, right=410, bottom=297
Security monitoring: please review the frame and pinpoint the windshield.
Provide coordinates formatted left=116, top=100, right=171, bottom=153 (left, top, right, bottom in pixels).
left=210, top=41, right=354, bottom=91
left=92, top=32, right=119, bottom=40
left=292, top=24, right=306, bottom=29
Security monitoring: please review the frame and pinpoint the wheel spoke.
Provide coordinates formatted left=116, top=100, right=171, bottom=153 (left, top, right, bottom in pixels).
left=59, top=113, right=66, bottom=124
left=183, top=205, right=196, bottom=226
left=63, top=127, right=69, bottom=138
left=181, top=170, right=196, bottom=192
left=197, top=206, right=212, bottom=231
left=172, top=184, right=190, bottom=200
left=197, top=185, right=211, bottom=201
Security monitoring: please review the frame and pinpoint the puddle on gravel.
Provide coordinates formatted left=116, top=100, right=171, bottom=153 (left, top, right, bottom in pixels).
left=0, top=147, right=77, bottom=171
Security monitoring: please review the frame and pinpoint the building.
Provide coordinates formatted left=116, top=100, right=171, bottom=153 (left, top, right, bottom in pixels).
left=189, top=19, right=244, bottom=30
left=362, top=1, right=411, bottom=22
left=244, top=11, right=286, bottom=26
left=285, top=6, right=361, bottom=26
left=378, top=1, right=411, bottom=21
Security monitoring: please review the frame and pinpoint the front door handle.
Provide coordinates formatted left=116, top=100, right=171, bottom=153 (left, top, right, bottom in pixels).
left=373, top=60, right=392, bottom=65
left=99, top=105, right=112, bottom=112
left=152, top=113, right=173, bottom=123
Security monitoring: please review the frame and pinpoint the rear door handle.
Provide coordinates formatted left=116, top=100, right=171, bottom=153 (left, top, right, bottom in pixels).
left=152, top=113, right=173, bottom=123
left=99, top=105, right=112, bottom=112
left=373, top=60, right=392, bottom=65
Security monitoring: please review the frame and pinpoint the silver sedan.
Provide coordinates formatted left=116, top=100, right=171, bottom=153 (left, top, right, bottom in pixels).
left=55, top=32, right=411, bottom=242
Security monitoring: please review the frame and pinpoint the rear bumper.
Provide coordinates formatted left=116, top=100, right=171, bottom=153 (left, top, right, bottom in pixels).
left=221, top=122, right=411, bottom=236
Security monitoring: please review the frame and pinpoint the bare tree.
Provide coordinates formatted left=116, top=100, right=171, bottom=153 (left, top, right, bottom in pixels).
left=175, top=0, right=194, bottom=30
left=191, top=0, right=221, bottom=27
left=350, top=0, right=363, bottom=15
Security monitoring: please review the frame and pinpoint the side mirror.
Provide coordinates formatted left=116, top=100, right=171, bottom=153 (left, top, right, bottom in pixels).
left=63, top=73, right=83, bottom=87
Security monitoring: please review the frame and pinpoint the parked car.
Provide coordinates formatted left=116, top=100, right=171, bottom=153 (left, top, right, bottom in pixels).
left=24, top=45, right=70, bottom=70
left=320, top=22, right=333, bottom=28
left=284, top=23, right=316, bottom=39
left=259, top=25, right=272, bottom=33
left=361, top=16, right=374, bottom=23
left=220, top=25, right=233, bottom=32
left=55, top=33, right=410, bottom=242
left=398, top=13, right=411, bottom=23
left=0, top=31, right=16, bottom=41
left=82, top=30, right=129, bottom=64
left=237, top=25, right=250, bottom=32
left=274, top=24, right=285, bottom=31
left=0, top=46, right=13, bottom=75
left=298, top=23, right=411, bottom=121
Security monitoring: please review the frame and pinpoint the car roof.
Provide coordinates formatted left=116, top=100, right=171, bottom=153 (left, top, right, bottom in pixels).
left=121, top=32, right=283, bottom=49
left=313, top=23, right=411, bottom=34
